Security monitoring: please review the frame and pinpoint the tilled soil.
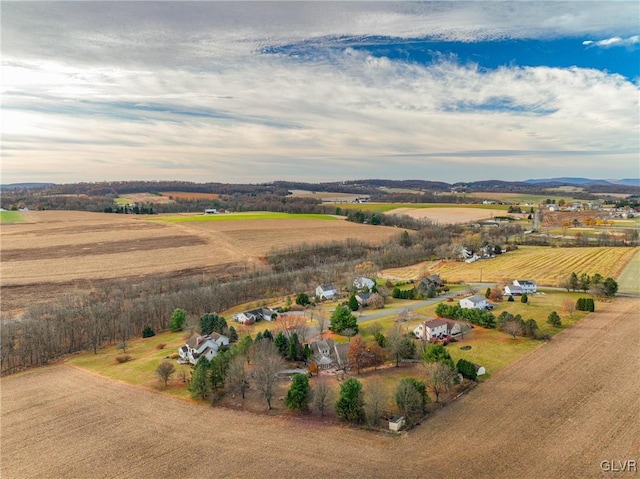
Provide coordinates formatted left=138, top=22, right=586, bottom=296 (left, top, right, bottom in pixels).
left=2, top=298, right=638, bottom=479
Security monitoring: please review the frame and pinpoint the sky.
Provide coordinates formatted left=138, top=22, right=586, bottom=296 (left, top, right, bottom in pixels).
left=2, top=1, right=639, bottom=185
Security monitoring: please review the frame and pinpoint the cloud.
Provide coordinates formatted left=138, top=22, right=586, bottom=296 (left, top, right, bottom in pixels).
left=1, top=2, right=639, bottom=183
left=583, top=35, right=640, bottom=48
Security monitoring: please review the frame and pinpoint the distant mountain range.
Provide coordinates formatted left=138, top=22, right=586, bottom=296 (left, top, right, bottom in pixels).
left=525, top=177, right=639, bottom=187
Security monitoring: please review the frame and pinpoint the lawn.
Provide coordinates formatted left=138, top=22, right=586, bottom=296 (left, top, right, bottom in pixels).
left=66, top=331, right=193, bottom=398
left=616, top=248, right=640, bottom=295
left=149, top=212, right=339, bottom=222
left=0, top=211, right=25, bottom=223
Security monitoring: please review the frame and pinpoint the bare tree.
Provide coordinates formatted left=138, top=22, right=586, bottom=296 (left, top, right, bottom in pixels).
left=312, top=376, right=333, bottom=417
left=316, top=315, right=327, bottom=339
left=156, top=360, right=176, bottom=386
left=365, top=377, right=388, bottom=427
left=275, top=313, right=309, bottom=342
left=250, top=340, right=286, bottom=410
left=226, top=354, right=250, bottom=400
left=562, top=298, right=576, bottom=317
left=504, top=319, right=523, bottom=339
left=423, top=362, right=457, bottom=403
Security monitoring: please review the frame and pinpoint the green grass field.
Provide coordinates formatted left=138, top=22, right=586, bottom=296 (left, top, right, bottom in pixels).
left=0, top=211, right=25, bottom=223
left=149, top=212, right=339, bottom=222
left=114, top=197, right=132, bottom=205
left=616, top=249, right=640, bottom=295
left=67, top=331, right=193, bottom=398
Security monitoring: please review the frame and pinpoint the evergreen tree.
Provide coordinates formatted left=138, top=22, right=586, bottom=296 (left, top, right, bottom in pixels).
left=568, top=272, right=579, bottom=291
left=521, top=293, right=528, bottom=304
left=285, top=373, right=312, bottom=412
left=200, top=313, right=227, bottom=335
left=289, top=332, right=301, bottom=361
left=296, top=292, right=310, bottom=306
left=228, top=326, right=238, bottom=342
left=142, top=325, right=155, bottom=338
left=348, top=295, right=359, bottom=312
left=330, top=304, right=358, bottom=335
left=485, top=287, right=491, bottom=299
left=422, top=343, right=454, bottom=369
left=523, top=318, right=540, bottom=337
left=169, top=308, right=187, bottom=332
left=456, top=359, right=477, bottom=380
left=547, top=311, right=562, bottom=327
left=335, top=378, right=365, bottom=424
left=274, top=331, right=289, bottom=357
left=188, top=358, right=210, bottom=399
left=603, top=277, right=618, bottom=297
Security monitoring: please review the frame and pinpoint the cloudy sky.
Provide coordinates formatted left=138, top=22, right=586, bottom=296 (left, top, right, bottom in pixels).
left=2, top=1, right=639, bottom=184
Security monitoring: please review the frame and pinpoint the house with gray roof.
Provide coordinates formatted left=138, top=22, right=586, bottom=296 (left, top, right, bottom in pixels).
left=179, top=333, right=229, bottom=365
left=459, top=295, right=489, bottom=310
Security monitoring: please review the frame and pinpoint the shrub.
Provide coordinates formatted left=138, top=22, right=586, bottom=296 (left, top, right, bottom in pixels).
left=521, top=293, right=528, bottom=304
left=142, top=325, right=156, bottom=338
left=456, top=358, right=477, bottom=380
left=116, top=354, right=132, bottom=364
left=508, top=295, right=515, bottom=302
left=156, top=343, right=167, bottom=350
left=546, top=311, right=562, bottom=327
left=576, top=298, right=595, bottom=312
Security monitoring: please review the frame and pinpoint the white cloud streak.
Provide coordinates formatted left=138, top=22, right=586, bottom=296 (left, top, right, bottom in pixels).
left=583, top=35, right=640, bottom=47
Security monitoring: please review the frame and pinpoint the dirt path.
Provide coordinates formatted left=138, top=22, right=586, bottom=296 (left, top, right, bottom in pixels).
left=2, top=298, right=638, bottom=478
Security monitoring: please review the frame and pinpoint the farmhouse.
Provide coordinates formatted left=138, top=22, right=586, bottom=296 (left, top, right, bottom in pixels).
left=420, top=274, right=444, bottom=289
left=204, top=208, right=218, bottom=214
left=413, top=319, right=461, bottom=341
left=460, top=295, right=489, bottom=310
left=179, top=333, right=230, bottom=365
left=513, top=280, right=537, bottom=293
left=232, top=307, right=277, bottom=324
left=316, top=284, right=338, bottom=300
left=353, top=276, right=376, bottom=291
left=308, top=339, right=349, bottom=370
left=504, top=284, right=523, bottom=296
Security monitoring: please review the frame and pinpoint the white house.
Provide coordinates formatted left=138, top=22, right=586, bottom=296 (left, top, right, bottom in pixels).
left=232, top=307, right=277, bottom=324
left=316, top=284, right=338, bottom=300
left=179, top=333, right=229, bottom=365
left=504, top=284, right=523, bottom=296
left=513, top=280, right=537, bottom=293
left=459, top=295, right=489, bottom=310
left=353, top=276, right=376, bottom=291
left=413, top=319, right=461, bottom=341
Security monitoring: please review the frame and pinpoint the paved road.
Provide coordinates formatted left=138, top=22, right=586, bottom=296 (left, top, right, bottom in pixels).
left=298, top=282, right=497, bottom=339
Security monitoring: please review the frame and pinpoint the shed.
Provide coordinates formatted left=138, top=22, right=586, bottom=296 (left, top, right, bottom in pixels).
left=389, top=416, right=405, bottom=432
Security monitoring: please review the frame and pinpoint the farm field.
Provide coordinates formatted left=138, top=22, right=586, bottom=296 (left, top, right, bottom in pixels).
left=0, top=211, right=399, bottom=317
left=116, top=192, right=175, bottom=204
left=2, top=298, right=638, bottom=479
left=0, top=211, right=25, bottom=223
left=333, top=202, right=510, bottom=213
left=386, top=206, right=509, bottom=224
left=288, top=189, right=365, bottom=202
left=616, top=248, right=640, bottom=295
left=465, top=191, right=583, bottom=204
left=380, top=246, right=639, bottom=286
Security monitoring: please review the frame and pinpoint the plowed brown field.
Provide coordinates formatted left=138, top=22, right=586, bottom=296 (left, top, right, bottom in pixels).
left=2, top=298, right=638, bottom=479
left=0, top=211, right=398, bottom=317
